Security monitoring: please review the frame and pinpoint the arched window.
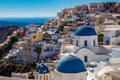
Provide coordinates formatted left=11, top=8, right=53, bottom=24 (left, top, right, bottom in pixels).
left=84, top=40, right=87, bottom=46
left=76, top=40, right=78, bottom=46
left=84, top=56, right=88, bottom=62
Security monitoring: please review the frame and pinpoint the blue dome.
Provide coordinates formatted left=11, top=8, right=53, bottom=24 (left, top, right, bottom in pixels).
left=36, top=63, right=49, bottom=74
left=55, top=55, right=86, bottom=73
left=74, top=26, right=97, bottom=36
left=54, top=30, right=60, bottom=34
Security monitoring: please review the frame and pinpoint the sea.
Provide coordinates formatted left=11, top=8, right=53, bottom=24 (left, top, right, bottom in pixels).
left=0, top=17, right=55, bottom=28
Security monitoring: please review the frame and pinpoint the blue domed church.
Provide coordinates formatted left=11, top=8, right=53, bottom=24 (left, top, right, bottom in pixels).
left=53, top=54, right=87, bottom=80
left=35, top=63, right=50, bottom=80
left=61, top=26, right=109, bottom=66
left=74, top=26, right=98, bottom=49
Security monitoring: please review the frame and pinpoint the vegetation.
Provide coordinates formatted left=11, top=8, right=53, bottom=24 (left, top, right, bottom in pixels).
left=0, top=26, right=18, bottom=43
left=57, top=21, right=66, bottom=31
left=0, top=36, right=18, bottom=59
left=34, top=46, right=42, bottom=62
left=0, top=63, right=36, bottom=77
left=98, top=34, right=104, bottom=45
left=28, top=64, right=36, bottom=72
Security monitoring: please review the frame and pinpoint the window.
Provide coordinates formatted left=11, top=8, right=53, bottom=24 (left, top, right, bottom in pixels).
left=33, top=35, right=36, bottom=38
left=28, top=48, right=31, bottom=51
left=25, top=48, right=27, bottom=51
left=46, top=75, right=48, bottom=80
left=104, top=36, right=110, bottom=45
left=116, top=31, right=120, bottom=37
left=76, top=40, right=78, bottom=46
left=106, top=40, right=110, bottom=45
left=28, top=44, right=30, bottom=46
left=93, top=40, right=96, bottom=46
left=84, top=40, right=87, bottom=46
left=47, top=47, right=49, bottom=51
left=39, top=76, right=42, bottom=80
left=84, top=56, right=88, bottom=62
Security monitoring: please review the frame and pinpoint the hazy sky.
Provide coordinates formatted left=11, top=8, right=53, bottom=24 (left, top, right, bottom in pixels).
left=0, top=0, right=119, bottom=17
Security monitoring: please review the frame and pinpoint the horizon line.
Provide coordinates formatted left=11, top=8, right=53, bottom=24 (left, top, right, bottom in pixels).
left=0, top=16, right=56, bottom=18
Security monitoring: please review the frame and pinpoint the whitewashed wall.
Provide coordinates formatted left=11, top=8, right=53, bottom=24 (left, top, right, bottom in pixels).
left=53, top=70, right=87, bottom=80
left=73, top=35, right=98, bottom=49
left=75, top=48, right=109, bottom=65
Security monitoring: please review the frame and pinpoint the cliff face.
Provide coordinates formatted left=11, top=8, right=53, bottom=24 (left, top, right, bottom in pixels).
left=0, top=26, right=18, bottom=43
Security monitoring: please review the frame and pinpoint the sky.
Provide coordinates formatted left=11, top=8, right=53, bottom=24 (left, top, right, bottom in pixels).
left=0, top=0, right=119, bottom=17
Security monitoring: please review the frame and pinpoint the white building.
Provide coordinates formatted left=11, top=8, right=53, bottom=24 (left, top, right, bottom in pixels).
left=62, top=15, right=79, bottom=26
left=88, top=3, right=105, bottom=13
left=19, top=39, right=34, bottom=64
left=51, top=30, right=60, bottom=40
left=103, top=25, right=120, bottom=45
left=33, top=41, right=59, bottom=61
left=3, top=49, right=22, bottom=63
left=62, top=26, right=110, bottom=65
left=87, top=48, right=120, bottom=80
left=109, top=48, right=120, bottom=68
left=25, top=24, right=39, bottom=37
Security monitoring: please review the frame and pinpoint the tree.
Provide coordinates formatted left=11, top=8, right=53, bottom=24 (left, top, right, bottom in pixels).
left=98, top=34, right=104, bottom=45
left=58, top=21, right=66, bottom=31
left=34, top=46, right=42, bottom=62
left=10, top=36, right=18, bottom=44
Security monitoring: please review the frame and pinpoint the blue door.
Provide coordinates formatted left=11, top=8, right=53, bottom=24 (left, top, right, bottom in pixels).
left=84, top=40, right=87, bottom=46
left=84, top=56, right=88, bottom=62
left=76, top=40, right=78, bottom=46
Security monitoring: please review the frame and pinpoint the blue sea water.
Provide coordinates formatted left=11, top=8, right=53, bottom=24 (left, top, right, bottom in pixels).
left=0, top=17, right=55, bottom=28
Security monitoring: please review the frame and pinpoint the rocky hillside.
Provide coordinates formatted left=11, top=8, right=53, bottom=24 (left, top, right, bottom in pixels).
left=0, top=25, right=18, bottom=43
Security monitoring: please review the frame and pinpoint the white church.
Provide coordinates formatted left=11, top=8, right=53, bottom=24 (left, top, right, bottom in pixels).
left=61, top=26, right=110, bottom=65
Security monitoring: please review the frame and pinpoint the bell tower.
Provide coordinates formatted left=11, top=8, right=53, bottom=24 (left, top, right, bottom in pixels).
left=35, top=63, right=50, bottom=80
